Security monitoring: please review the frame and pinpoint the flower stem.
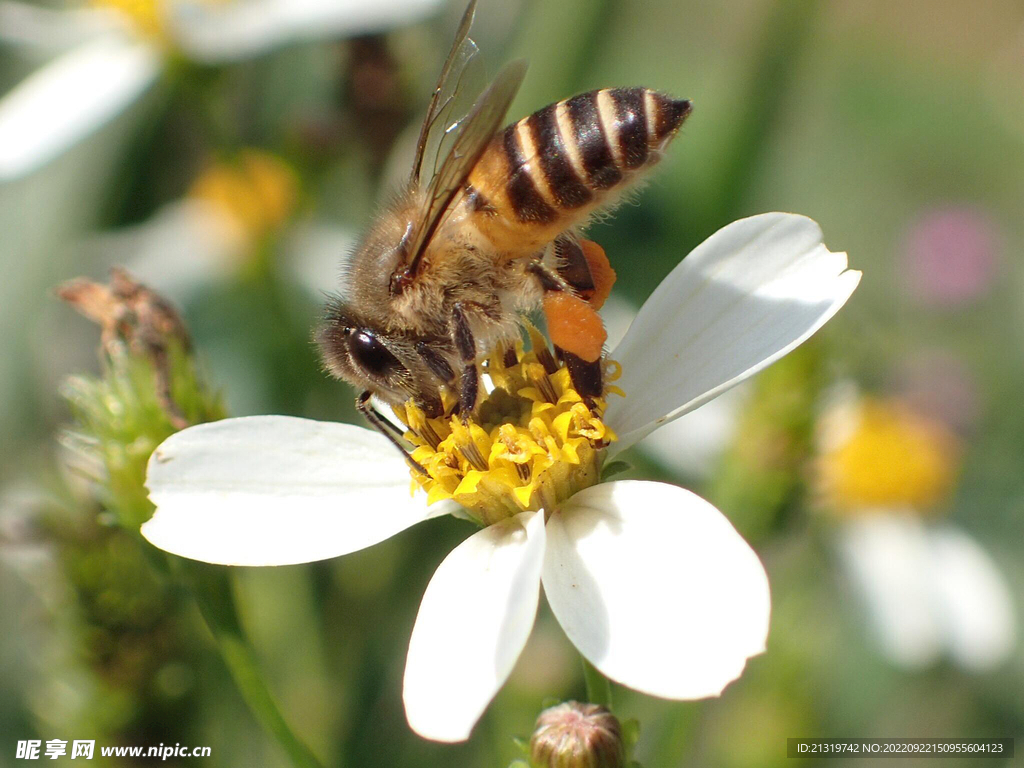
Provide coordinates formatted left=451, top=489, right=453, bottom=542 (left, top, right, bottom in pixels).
left=581, top=657, right=613, bottom=710
left=183, top=562, right=324, bottom=768
left=677, top=0, right=820, bottom=253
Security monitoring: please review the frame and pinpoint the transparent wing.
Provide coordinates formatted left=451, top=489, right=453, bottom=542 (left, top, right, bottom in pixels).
left=404, top=60, right=527, bottom=277
left=412, top=0, right=484, bottom=186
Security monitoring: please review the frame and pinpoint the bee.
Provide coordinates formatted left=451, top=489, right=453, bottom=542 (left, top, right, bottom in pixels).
left=318, top=0, right=690, bottom=467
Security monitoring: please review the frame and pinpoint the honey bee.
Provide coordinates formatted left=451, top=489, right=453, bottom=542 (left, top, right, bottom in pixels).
left=318, top=0, right=690, bottom=466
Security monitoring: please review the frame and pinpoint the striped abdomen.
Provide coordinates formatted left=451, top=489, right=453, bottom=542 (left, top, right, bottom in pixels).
left=464, top=87, right=691, bottom=251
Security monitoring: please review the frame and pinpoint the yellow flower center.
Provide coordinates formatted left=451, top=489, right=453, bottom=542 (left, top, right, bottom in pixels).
left=393, top=328, right=622, bottom=526
left=188, top=149, right=299, bottom=247
left=817, top=399, right=959, bottom=515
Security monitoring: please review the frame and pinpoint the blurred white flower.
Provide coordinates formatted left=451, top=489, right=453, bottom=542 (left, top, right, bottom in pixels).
left=82, top=147, right=354, bottom=301
left=140, top=213, right=859, bottom=741
left=0, top=0, right=444, bottom=179
left=839, top=513, right=1016, bottom=671
left=817, top=392, right=1017, bottom=671
left=90, top=199, right=247, bottom=299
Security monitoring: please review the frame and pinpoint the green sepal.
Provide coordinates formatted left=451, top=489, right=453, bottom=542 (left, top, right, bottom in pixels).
left=621, top=718, right=641, bottom=749
left=601, top=459, right=632, bottom=480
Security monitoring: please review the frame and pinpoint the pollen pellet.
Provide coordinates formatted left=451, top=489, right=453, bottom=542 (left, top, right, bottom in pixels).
left=579, top=240, right=616, bottom=309
left=543, top=293, right=607, bottom=363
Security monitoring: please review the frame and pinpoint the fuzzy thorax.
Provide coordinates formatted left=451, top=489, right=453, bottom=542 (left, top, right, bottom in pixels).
left=392, top=329, right=621, bottom=526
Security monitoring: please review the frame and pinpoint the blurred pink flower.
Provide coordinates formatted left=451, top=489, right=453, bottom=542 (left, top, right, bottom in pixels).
left=900, top=207, right=1002, bottom=306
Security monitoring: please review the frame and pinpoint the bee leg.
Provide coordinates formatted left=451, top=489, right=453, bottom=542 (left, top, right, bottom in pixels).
left=527, top=261, right=568, bottom=293
left=529, top=253, right=605, bottom=402
left=416, top=341, right=456, bottom=386
left=356, top=391, right=427, bottom=475
left=552, top=236, right=596, bottom=298
left=417, top=392, right=445, bottom=420
left=558, top=348, right=604, bottom=401
left=451, top=302, right=479, bottom=420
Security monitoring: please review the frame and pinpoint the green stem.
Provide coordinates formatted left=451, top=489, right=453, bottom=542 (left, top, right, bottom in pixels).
left=582, top=657, right=613, bottom=710
left=182, top=562, right=324, bottom=768
left=678, top=0, right=821, bottom=253
left=511, top=0, right=617, bottom=108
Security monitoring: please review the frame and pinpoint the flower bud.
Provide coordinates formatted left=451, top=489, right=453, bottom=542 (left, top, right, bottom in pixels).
left=529, top=701, right=625, bottom=768
left=57, top=269, right=224, bottom=528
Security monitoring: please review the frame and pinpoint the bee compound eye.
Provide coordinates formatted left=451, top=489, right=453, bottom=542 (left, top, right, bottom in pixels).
left=350, top=330, right=402, bottom=377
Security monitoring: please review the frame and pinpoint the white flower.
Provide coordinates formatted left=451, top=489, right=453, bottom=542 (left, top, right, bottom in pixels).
left=110, top=208, right=355, bottom=302
left=0, top=0, right=443, bottom=179
left=141, top=213, right=860, bottom=741
left=817, top=390, right=1017, bottom=671
left=83, top=148, right=353, bottom=303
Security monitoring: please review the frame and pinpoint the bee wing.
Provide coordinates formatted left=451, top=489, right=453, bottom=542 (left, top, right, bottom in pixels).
left=411, top=0, right=482, bottom=186
left=404, top=59, right=527, bottom=275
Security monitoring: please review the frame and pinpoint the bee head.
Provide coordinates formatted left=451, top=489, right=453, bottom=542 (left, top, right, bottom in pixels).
left=316, top=300, right=414, bottom=404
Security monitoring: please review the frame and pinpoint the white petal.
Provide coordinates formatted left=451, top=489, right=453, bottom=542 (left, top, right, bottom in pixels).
left=170, top=0, right=444, bottom=63
left=543, top=481, right=770, bottom=700
left=605, top=213, right=861, bottom=453
left=0, top=34, right=160, bottom=179
left=404, top=510, right=545, bottom=742
left=837, top=512, right=943, bottom=668
left=927, top=525, right=1016, bottom=671
left=142, top=416, right=443, bottom=566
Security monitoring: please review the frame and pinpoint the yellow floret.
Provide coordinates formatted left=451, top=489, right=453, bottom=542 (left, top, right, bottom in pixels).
left=394, top=335, right=621, bottom=525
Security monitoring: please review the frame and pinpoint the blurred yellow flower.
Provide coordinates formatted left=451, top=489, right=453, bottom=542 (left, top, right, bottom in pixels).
left=817, top=397, right=959, bottom=515
left=188, top=149, right=299, bottom=247
left=92, top=0, right=167, bottom=40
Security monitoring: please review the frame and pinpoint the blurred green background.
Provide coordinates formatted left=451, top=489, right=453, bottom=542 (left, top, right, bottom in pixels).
left=1, top=0, right=1022, bottom=765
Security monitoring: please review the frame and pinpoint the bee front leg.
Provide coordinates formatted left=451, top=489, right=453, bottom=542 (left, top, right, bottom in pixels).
left=415, top=341, right=456, bottom=386
left=356, top=391, right=427, bottom=475
left=450, top=302, right=479, bottom=420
